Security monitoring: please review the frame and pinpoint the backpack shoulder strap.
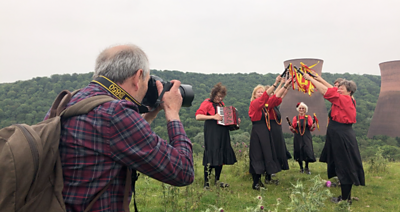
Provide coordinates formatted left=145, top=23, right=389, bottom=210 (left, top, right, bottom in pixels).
left=61, top=95, right=116, bottom=119
left=49, top=89, right=83, bottom=118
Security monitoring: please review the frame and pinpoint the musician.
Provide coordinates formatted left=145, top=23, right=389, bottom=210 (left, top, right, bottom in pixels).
left=264, top=77, right=293, bottom=183
left=195, top=83, right=238, bottom=189
left=289, top=102, right=316, bottom=174
left=303, top=73, right=364, bottom=204
left=248, top=76, right=282, bottom=190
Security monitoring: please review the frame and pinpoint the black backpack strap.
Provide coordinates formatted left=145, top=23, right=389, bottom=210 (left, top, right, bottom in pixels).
left=131, top=170, right=140, bottom=212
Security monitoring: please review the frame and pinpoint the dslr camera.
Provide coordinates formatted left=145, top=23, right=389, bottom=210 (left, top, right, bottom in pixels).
left=141, top=76, right=194, bottom=111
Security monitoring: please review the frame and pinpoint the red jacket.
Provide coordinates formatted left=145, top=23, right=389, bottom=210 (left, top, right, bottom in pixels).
left=292, top=115, right=314, bottom=130
left=267, top=95, right=282, bottom=120
left=249, top=91, right=270, bottom=122
left=195, top=99, right=224, bottom=116
left=324, top=87, right=357, bottom=124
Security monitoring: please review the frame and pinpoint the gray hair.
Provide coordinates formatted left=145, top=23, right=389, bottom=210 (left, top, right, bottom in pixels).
left=334, top=78, right=344, bottom=85
left=296, top=102, right=308, bottom=113
left=339, top=80, right=357, bottom=96
left=93, top=44, right=150, bottom=84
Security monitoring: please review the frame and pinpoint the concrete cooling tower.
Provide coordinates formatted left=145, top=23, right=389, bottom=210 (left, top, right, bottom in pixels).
left=368, top=60, right=400, bottom=138
left=280, top=58, right=328, bottom=136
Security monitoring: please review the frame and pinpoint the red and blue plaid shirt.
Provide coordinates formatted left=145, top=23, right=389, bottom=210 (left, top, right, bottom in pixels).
left=47, top=83, right=194, bottom=212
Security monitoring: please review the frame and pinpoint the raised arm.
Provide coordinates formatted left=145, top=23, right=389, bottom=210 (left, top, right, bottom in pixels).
left=314, top=74, right=333, bottom=88
left=303, top=73, right=328, bottom=95
left=110, top=102, right=194, bottom=187
left=266, top=75, right=281, bottom=95
left=276, top=77, right=292, bottom=98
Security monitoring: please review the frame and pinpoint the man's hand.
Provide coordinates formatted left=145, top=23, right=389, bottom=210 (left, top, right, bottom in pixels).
left=158, top=80, right=183, bottom=122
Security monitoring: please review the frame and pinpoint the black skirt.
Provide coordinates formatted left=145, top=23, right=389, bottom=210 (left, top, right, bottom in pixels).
left=293, top=120, right=316, bottom=163
left=270, top=121, right=290, bottom=170
left=202, top=119, right=237, bottom=166
left=320, top=120, right=365, bottom=185
left=249, top=116, right=282, bottom=175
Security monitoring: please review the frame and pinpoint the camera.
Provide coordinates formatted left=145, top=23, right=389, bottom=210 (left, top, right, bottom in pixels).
left=141, top=75, right=194, bottom=109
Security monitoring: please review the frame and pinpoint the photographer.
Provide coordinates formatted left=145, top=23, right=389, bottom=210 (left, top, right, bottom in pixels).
left=49, top=44, right=194, bottom=211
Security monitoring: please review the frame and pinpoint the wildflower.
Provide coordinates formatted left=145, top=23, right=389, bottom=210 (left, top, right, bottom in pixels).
left=260, top=205, right=264, bottom=210
left=326, top=181, right=331, bottom=187
left=220, top=209, right=224, bottom=212
left=257, top=196, right=262, bottom=200
left=239, top=150, right=242, bottom=153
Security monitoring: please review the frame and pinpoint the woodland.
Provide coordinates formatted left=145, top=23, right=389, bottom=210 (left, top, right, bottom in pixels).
left=1, top=70, right=399, bottom=160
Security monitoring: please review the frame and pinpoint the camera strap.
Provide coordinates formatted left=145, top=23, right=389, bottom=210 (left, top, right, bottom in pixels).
left=92, top=76, right=149, bottom=113
left=149, top=81, right=172, bottom=111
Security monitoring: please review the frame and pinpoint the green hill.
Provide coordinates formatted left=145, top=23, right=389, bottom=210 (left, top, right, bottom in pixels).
left=1, top=70, right=400, bottom=160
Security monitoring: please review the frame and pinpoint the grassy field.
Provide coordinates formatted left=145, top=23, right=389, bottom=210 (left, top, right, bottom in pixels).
left=132, top=152, right=400, bottom=212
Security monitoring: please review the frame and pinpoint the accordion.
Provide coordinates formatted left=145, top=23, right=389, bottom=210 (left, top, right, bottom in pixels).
left=217, top=106, right=240, bottom=131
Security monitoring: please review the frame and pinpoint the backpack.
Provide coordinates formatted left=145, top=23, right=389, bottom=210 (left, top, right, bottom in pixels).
left=0, top=90, right=128, bottom=212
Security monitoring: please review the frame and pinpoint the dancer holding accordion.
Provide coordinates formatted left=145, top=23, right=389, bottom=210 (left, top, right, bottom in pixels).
left=195, top=83, right=239, bottom=189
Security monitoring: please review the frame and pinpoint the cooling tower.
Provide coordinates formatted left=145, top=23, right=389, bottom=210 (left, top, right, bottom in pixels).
left=280, top=58, right=328, bottom=136
left=368, top=60, right=400, bottom=138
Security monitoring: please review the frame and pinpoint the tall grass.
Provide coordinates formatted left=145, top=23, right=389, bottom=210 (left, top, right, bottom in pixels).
left=132, top=150, right=400, bottom=212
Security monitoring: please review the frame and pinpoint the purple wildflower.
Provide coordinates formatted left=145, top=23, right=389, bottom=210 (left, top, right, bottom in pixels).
left=239, top=150, right=242, bottom=153
left=260, top=205, right=264, bottom=210
left=326, top=181, right=331, bottom=187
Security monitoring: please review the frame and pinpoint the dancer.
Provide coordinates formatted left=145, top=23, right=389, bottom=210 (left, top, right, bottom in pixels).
left=265, top=77, right=293, bottom=183
left=195, top=83, right=238, bottom=189
left=248, top=75, right=282, bottom=190
left=303, top=73, right=365, bottom=204
left=289, top=102, right=317, bottom=174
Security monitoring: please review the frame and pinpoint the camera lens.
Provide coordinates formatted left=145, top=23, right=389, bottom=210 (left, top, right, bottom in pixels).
left=179, top=84, right=194, bottom=107
left=141, top=75, right=194, bottom=109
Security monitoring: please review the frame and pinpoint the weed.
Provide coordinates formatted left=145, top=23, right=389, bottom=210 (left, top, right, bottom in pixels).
left=367, top=147, right=389, bottom=173
left=287, top=175, right=332, bottom=212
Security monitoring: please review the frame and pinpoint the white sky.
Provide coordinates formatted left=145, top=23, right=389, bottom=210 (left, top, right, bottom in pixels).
left=1, top=0, right=399, bottom=83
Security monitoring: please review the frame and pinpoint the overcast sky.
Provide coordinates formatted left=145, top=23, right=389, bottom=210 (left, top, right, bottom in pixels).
left=1, top=0, right=399, bottom=83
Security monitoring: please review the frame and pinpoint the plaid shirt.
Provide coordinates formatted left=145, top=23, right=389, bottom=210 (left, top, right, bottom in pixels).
left=48, top=83, right=194, bottom=212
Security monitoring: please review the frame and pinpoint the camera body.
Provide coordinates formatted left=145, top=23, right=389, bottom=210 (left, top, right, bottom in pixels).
left=141, top=75, right=194, bottom=109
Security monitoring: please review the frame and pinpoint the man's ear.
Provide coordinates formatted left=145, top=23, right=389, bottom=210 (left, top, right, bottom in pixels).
left=132, top=69, right=144, bottom=91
